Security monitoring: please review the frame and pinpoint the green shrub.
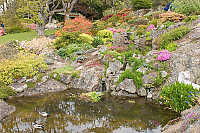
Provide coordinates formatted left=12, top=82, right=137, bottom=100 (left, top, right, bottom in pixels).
left=131, top=0, right=152, bottom=10
left=155, top=26, right=190, bottom=49
left=172, top=0, right=200, bottom=15
left=54, top=32, right=81, bottom=49
left=92, top=37, right=104, bottom=48
left=0, top=82, right=16, bottom=99
left=149, top=19, right=158, bottom=27
left=0, top=53, right=47, bottom=85
left=118, top=69, right=143, bottom=89
left=96, top=29, right=113, bottom=44
left=161, top=82, right=199, bottom=112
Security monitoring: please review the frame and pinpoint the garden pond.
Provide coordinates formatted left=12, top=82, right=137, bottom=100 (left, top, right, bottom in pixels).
left=0, top=90, right=179, bottom=133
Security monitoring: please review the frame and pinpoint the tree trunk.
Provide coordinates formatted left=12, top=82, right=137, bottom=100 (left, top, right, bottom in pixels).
left=36, top=24, right=45, bottom=36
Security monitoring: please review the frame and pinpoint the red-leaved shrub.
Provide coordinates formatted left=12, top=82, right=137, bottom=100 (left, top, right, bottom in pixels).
left=62, top=15, right=93, bottom=34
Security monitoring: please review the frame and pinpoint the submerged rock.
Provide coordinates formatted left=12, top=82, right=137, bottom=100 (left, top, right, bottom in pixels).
left=0, top=100, right=16, bottom=120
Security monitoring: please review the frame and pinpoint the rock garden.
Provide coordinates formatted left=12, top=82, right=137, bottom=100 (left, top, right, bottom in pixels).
left=0, top=0, right=200, bottom=132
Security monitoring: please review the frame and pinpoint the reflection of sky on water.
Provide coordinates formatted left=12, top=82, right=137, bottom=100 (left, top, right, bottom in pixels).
left=0, top=91, right=179, bottom=133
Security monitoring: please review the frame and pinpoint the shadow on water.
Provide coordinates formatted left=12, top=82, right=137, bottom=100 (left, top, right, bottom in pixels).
left=0, top=89, right=179, bottom=133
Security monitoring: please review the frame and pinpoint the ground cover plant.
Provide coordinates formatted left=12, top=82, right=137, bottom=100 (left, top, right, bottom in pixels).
left=0, top=52, right=47, bottom=85
left=155, top=26, right=190, bottom=49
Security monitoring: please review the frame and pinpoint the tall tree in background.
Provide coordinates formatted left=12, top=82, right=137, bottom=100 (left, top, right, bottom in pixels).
left=17, top=0, right=78, bottom=36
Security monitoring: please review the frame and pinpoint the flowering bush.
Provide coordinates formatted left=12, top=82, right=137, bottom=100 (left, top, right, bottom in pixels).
left=147, top=24, right=155, bottom=31
left=62, top=15, right=93, bottom=34
left=156, top=50, right=171, bottom=61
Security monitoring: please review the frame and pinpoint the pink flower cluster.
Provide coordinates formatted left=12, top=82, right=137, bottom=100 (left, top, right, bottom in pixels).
left=107, top=28, right=126, bottom=33
left=0, top=28, right=5, bottom=36
left=157, top=50, right=171, bottom=61
left=147, top=24, right=155, bottom=31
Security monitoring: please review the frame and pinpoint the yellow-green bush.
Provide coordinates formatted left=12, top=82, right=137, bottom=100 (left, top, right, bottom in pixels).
left=78, top=33, right=94, bottom=44
left=0, top=52, right=47, bottom=85
left=0, top=82, right=16, bottom=98
left=96, top=29, right=113, bottom=44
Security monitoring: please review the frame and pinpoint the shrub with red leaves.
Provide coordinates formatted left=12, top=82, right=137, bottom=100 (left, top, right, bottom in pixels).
left=62, top=15, right=93, bottom=34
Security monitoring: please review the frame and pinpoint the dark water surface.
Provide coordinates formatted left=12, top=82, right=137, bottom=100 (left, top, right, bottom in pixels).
left=0, top=90, right=179, bottom=133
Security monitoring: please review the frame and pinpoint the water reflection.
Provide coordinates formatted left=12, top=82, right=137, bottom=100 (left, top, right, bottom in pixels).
left=0, top=90, right=179, bottom=133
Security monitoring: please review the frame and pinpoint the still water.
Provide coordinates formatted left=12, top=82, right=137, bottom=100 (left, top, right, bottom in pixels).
left=0, top=90, right=179, bottom=133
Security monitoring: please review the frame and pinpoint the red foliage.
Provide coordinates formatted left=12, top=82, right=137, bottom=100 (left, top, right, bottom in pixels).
left=62, top=15, right=93, bottom=34
left=101, top=14, right=113, bottom=21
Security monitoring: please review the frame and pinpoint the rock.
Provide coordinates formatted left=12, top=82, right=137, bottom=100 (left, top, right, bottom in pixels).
left=106, top=60, right=123, bottom=77
left=0, top=100, right=16, bottom=120
left=137, top=88, right=147, bottom=96
left=44, top=58, right=54, bottom=65
left=75, top=56, right=87, bottom=63
left=45, top=23, right=57, bottom=29
left=17, top=77, right=27, bottom=83
left=168, top=43, right=200, bottom=86
left=116, top=78, right=137, bottom=94
left=161, top=71, right=168, bottom=78
left=10, top=83, right=28, bottom=92
left=73, top=66, right=104, bottom=91
left=111, top=90, right=138, bottom=97
left=178, top=71, right=200, bottom=90
left=136, top=66, right=149, bottom=74
left=20, top=80, right=67, bottom=96
left=143, top=72, right=158, bottom=85
left=59, top=74, right=72, bottom=85
left=147, top=91, right=153, bottom=99
left=41, top=75, right=49, bottom=83
left=162, top=105, right=200, bottom=133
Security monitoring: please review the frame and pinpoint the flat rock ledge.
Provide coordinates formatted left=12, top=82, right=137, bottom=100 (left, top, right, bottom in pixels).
left=18, top=79, right=68, bottom=97
left=0, top=100, right=16, bottom=121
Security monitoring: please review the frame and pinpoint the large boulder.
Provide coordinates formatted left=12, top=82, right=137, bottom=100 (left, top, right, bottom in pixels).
left=116, top=78, right=137, bottom=94
left=72, top=66, right=105, bottom=91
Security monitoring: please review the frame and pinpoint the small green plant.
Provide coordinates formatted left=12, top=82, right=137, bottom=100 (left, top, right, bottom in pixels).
left=165, top=42, right=177, bottom=52
left=183, top=15, right=198, bottom=22
left=71, top=71, right=80, bottom=78
left=80, top=92, right=104, bottom=102
left=91, top=37, right=104, bottom=48
left=161, top=82, right=199, bottom=112
left=155, top=26, right=190, bottom=49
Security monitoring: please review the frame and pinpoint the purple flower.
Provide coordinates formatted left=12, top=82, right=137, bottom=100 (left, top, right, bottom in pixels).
left=157, top=50, right=171, bottom=61
left=185, top=101, right=189, bottom=104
